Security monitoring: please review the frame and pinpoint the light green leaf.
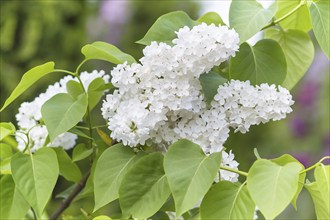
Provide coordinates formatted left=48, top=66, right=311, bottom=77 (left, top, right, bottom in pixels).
left=66, top=80, right=84, bottom=99
left=271, top=154, right=305, bottom=209
left=265, top=28, right=314, bottom=90
left=11, top=148, right=59, bottom=217
left=0, top=62, right=55, bottom=111
left=310, top=0, right=330, bottom=59
left=0, top=157, right=11, bottom=175
left=72, top=143, right=93, bottom=162
left=197, top=12, right=225, bottom=25
left=93, top=144, right=138, bottom=211
left=199, top=71, right=227, bottom=106
left=247, top=159, right=301, bottom=219
left=93, top=216, right=112, bottom=220
left=0, top=122, right=15, bottom=141
left=87, top=77, right=107, bottom=110
left=81, top=41, right=136, bottom=64
left=229, top=0, right=277, bottom=43
left=305, top=165, right=330, bottom=219
left=119, top=152, right=171, bottom=219
left=229, top=39, right=287, bottom=85
left=276, top=0, right=312, bottom=32
left=164, top=139, right=222, bottom=216
left=0, top=143, right=13, bottom=159
left=0, top=175, right=30, bottom=219
left=53, top=148, right=82, bottom=183
left=136, top=11, right=198, bottom=46
left=200, top=181, right=255, bottom=220
left=41, top=93, right=88, bottom=141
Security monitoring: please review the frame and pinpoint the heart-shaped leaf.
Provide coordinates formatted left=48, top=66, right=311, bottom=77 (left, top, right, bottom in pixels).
left=265, top=28, right=314, bottom=90
left=247, top=159, right=301, bottom=219
left=229, top=0, right=277, bottom=43
left=11, top=148, right=59, bottom=217
left=229, top=39, right=287, bottom=85
left=164, top=139, right=222, bottom=216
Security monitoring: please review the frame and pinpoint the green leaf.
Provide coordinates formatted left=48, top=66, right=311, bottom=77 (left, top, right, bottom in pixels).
left=93, top=216, right=112, bottom=220
left=229, top=0, right=277, bottom=43
left=0, top=157, right=11, bottom=175
left=41, top=93, right=88, bottom=141
left=53, top=148, right=82, bottom=182
left=96, top=128, right=112, bottom=146
left=265, top=28, right=314, bottom=90
left=164, top=139, right=222, bottom=216
left=200, top=181, right=255, bottom=220
left=0, top=175, right=30, bottom=219
left=305, top=165, right=330, bottom=219
left=72, top=143, right=93, bottom=162
left=81, top=41, right=136, bottom=64
left=199, top=71, right=227, bottom=106
left=310, top=0, right=330, bottom=59
left=229, top=39, right=287, bottom=85
left=276, top=0, right=312, bottom=32
left=0, top=143, right=13, bottom=159
left=136, top=11, right=198, bottom=46
left=247, top=159, right=301, bottom=219
left=66, top=80, right=84, bottom=99
left=271, top=154, right=305, bottom=209
left=197, top=12, right=224, bottom=25
left=93, top=144, right=138, bottom=211
left=0, top=122, right=15, bottom=141
left=119, top=152, right=171, bottom=219
left=11, top=148, right=59, bottom=217
left=88, top=77, right=107, bottom=110
left=0, top=62, right=55, bottom=111
left=68, top=127, right=93, bottom=140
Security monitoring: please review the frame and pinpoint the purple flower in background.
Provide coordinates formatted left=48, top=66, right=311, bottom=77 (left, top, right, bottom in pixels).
left=100, top=0, right=130, bottom=25
left=293, top=152, right=311, bottom=167
left=290, top=116, right=308, bottom=138
left=296, top=81, right=319, bottom=107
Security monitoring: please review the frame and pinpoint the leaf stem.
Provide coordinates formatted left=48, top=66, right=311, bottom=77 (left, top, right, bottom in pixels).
left=261, top=0, right=306, bottom=30
left=220, top=166, right=248, bottom=177
left=31, top=208, right=37, bottom=220
left=49, top=170, right=91, bottom=220
left=299, top=156, right=330, bottom=174
left=53, top=69, right=76, bottom=76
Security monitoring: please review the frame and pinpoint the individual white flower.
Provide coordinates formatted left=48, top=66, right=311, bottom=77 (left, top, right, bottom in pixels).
left=16, top=70, right=109, bottom=152
left=220, top=150, right=239, bottom=182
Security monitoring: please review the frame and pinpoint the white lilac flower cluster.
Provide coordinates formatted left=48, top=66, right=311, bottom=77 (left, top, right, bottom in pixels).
left=16, top=71, right=109, bottom=152
left=101, top=23, right=294, bottom=181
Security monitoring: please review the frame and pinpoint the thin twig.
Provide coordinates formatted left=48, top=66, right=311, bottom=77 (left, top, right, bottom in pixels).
left=49, top=170, right=91, bottom=220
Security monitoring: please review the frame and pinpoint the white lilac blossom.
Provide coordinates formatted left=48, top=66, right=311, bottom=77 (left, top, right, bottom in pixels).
left=16, top=70, right=109, bottom=152
left=101, top=23, right=294, bottom=181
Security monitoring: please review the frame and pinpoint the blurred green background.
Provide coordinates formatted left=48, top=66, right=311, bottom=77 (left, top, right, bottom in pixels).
left=0, top=0, right=328, bottom=219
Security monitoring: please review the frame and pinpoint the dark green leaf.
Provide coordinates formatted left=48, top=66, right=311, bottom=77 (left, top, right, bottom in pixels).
left=41, top=93, right=88, bottom=141
left=119, top=152, right=171, bottom=219
left=310, top=0, right=330, bottom=59
left=1, top=62, right=55, bottom=111
left=265, top=28, right=314, bottom=90
left=68, top=128, right=93, bottom=140
left=229, top=0, right=277, bottom=43
left=200, top=181, right=255, bottom=220
left=11, top=148, right=59, bottom=217
left=164, top=139, right=222, bottom=216
left=0, top=175, right=30, bottom=219
left=136, top=11, right=198, bottom=46
left=199, top=71, right=227, bottom=106
left=54, top=148, right=82, bottom=182
left=229, top=39, right=287, bottom=85
left=247, top=159, right=301, bottom=219
left=81, top=41, right=136, bottom=64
